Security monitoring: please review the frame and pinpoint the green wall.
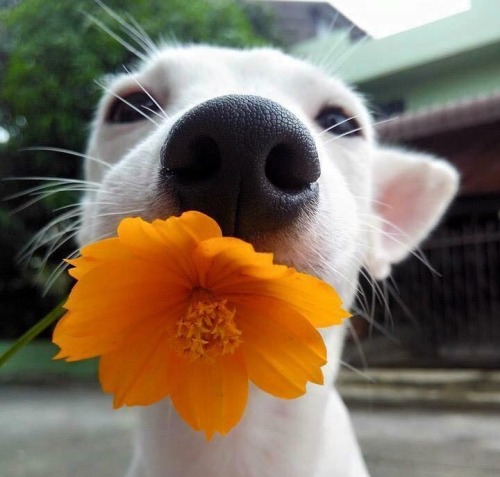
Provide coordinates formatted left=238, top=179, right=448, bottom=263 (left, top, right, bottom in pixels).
left=295, top=0, right=500, bottom=112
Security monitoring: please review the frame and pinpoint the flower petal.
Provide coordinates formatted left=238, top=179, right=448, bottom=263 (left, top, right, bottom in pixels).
left=65, top=259, right=187, bottom=320
left=118, top=212, right=221, bottom=285
left=53, top=261, right=189, bottom=360
left=235, top=298, right=327, bottom=399
left=158, top=211, right=222, bottom=243
left=117, top=218, right=193, bottom=284
left=53, top=312, right=128, bottom=360
left=67, top=237, right=134, bottom=280
left=192, top=237, right=291, bottom=290
left=99, top=324, right=177, bottom=408
left=53, top=301, right=185, bottom=361
left=169, top=351, right=248, bottom=439
left=219, top=272, right=350, bottom=328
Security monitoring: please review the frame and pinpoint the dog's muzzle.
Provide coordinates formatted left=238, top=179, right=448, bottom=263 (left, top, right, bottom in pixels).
left=160, top=94, right=320, bottom=237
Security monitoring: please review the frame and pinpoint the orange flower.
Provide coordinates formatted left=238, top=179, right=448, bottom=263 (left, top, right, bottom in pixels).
left=53, top=211, right=350, bottom=438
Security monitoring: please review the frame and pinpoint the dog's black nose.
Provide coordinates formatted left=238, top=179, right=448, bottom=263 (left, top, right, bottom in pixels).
left=160, top=94, right=320, bottom=236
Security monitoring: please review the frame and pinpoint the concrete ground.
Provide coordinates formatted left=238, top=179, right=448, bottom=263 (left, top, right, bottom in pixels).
left=352, top=407, right=500, bottom=477
left=1, top=383, right=499, bottom=477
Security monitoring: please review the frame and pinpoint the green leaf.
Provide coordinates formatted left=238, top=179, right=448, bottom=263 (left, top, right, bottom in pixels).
left=0, top=300, right=66, bottom=368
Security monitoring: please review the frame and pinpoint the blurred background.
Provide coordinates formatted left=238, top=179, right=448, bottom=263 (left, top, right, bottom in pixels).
left=1, top=1, right=499, bottom=476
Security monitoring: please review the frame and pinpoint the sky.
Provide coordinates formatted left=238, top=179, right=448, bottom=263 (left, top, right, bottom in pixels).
left=0, top=127, right=9, bottom=144
left=329, top=0, right=470, bottom=38
left=266, top=0, right=471, bottom=39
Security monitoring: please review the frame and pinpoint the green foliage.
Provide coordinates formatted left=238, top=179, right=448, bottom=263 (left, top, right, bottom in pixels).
left=1, top=0, right=266, bottom=150
left=0, top=0, right=274, bottom=339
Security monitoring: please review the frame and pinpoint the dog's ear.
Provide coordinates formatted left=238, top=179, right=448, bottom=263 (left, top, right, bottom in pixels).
left=365, top=147, right=459, bottom=279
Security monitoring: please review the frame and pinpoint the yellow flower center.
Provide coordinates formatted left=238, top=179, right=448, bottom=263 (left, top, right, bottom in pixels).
left=175, top=290, right=242, bottom=361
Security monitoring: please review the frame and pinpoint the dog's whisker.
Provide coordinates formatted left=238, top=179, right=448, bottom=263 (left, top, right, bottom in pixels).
left=19, top=215, right=82, bottom=262
left=29, top=185, right=100, bottom=199
left=325, top=11, right=341, bottom=36
left=331, top=35, right=370, bottom=74
left=382, top=278, right=424, bottom=331
left=339, top=359, right=375, bottom=383
left=42, top=230, right=113, bottom=295
left=287, top=236, right=370, bottom=308
left=314, top=23, right=358, bottom=71
left=351, top=303, right=400, bottom=344
left=5, top=176, right=102, bottom=187
left=305, top=240, right=389, bottom=325
left=350, top=235, right=434, bottom=338
left=141, top=105, right=168, bottom=122
left=358, top=215, right=438, bottom=275
left=52, top=199, right=132, bottom=214
left=125, top=15, right=159, bottom=55
left=4, top=181, right=99, bottom=202
left=21, top=201, right=146, bottom=270
left=21, top=146, right=112, bottom=170
left=358, top=265, right=392, bottom=315
left=122, top=65, right=169, bottom=121
left=345, top=320, right=369, bottom=371
left=42, top=255, right=75, bottom=296
left=7, top=186, right=101, bottom=216
left=38, top=225, right=83, bottom=278
left=357, top=223, right=437, bottom=276
left=93, top=0, right=157, bottom=56
left=87, top=208, right=145, bottom=219
left=17, top=210, right=82, bottom=266
left=95, top=80, right=160, bottom=126
left=84, top=11, right=148, bottom=62
left=56, top=200, right=143, bottom=217
left=315, top=114, right=362, bottom=137
left=36, top=218, right=83, bottom=254
left=352, top=269, right=373, bottom=319
left=23, top=227, right=79, bottom=269
left=360, top=271, right=394, bottom=334
left=321, top=116, right=398, bottom=146
left=348, top=194, right=393, bottom=209
left=321, top=125, right=366, bottom=145
left=53, top=202, right=102, bottom=214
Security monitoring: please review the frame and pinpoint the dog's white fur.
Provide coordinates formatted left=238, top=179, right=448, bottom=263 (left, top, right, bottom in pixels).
left=78, top=45, right=458, bottom=477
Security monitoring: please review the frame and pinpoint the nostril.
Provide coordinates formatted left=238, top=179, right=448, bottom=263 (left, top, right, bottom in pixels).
left=166, top=136, right=221, bottom=183
left=265, top=143, right=317, bottom=192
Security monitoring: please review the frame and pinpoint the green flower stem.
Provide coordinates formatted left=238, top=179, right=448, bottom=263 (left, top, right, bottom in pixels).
left=0, top=300, right=66, bottom=368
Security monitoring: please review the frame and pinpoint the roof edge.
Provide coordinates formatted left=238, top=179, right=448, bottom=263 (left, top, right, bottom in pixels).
left=376, top=90, right=500, bottom=142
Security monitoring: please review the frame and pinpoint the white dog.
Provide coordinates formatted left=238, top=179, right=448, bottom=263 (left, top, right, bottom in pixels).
left=78, top=45, right=458, bottom=477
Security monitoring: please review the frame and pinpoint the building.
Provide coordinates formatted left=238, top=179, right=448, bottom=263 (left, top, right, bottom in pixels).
left=246, top=1, right=366, bottom=46
left=296, top=0, right=500, bottom=367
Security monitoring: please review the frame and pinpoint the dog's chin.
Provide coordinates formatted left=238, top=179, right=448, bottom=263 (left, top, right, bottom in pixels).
left=243, top=227, right=329, bottom=282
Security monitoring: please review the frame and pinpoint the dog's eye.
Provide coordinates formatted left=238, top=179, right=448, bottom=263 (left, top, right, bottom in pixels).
left=315, top=107, right=361, bottom=137
left=107, top=92, right=161, bottom=124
